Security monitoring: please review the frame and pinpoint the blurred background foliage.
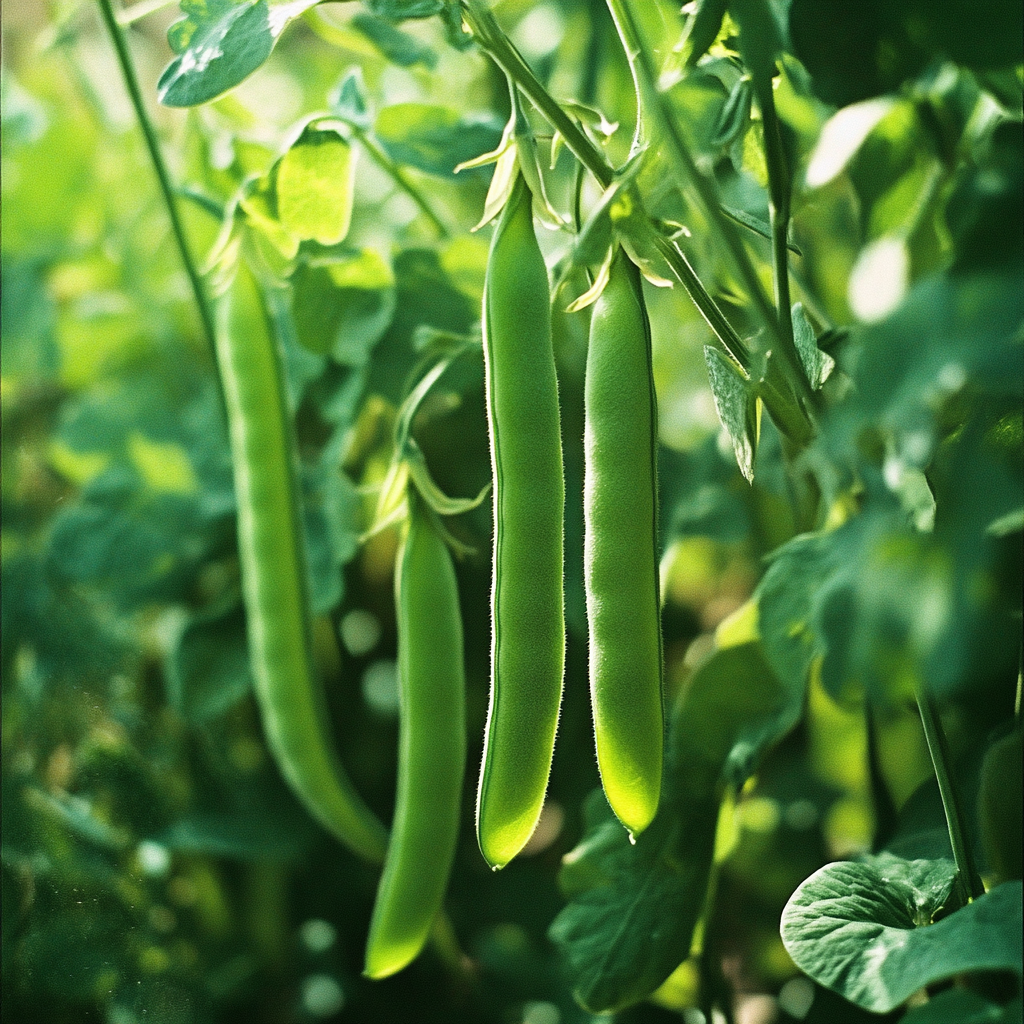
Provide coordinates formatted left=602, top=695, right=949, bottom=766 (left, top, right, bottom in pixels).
left=2, top=0, right=1021, bottom=1022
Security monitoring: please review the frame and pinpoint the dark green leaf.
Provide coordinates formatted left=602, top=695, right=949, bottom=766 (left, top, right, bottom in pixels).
left=782, top=855, right=1022, bottom=1013
left=351, top=12, right=437, bottom=69
left=551, top=641, right=803, bottom=1011
left=678, top=0, right=727, bottom=68
left=155, top=809, right=313, bottom=860
left=167, top=600, right=252, bottom=724
left=364, top=0, right=442, bottom=18
left=374, top=104, right=504, bottom=178
left=902, top=991, right=1022, bottom=1024
left=548, top=791, right=718, bottom=1013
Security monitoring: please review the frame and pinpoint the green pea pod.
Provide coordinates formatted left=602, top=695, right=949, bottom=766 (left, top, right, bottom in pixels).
left=364, top=504, right=466, bottom=978
left=584, top=249, right=663, bottom=836
left=216, top=261, right=387, bottom=863
left=476, top=176, right=566, bottom=869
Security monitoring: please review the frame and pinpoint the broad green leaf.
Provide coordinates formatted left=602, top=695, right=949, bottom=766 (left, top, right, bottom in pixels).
left=704, top=345, right=758, bottom=482
left=291, top=250, right=396, bottom=363
left=159, top=0, right=320, bottom=108
left=46, top=467, right=211, bottom=609
left=782, top=855, right=1023, bottom=1014
left=276, top=126, right=354, bottom=246
left=1, top=256, right=60, bottom=380
left=351, top=12, right=437, bottom=68
left=166, top=600, right=253, bottom=723
left=374, top=103, right=504, bottom=178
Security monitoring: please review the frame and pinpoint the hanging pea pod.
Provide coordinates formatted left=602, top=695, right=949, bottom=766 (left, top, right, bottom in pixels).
left=364, top=498, right=466, bottom=978
left=215, top=259, right=387, bottom=863
left=584, top=249, right=663, bottom=837
left=476, top=174, right=567, bottom=869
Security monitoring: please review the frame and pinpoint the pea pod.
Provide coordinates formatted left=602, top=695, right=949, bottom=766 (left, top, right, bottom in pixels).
left=216, top=261, right=387, bottom=863
left=476, top=176, right=566, bottom=869
left=364, top=503, right=466, bottom=978
left=584, top=249, right=663, bottom=836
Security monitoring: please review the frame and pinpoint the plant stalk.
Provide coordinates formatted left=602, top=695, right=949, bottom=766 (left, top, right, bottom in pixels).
left=96, top=0, right=219, bottom=362
left=759, top=82, right=795, bottom=354
left=916, top=690, right=985, bottom=901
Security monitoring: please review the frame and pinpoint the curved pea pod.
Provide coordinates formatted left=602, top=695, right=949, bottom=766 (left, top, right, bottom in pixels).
left=476, top=176, right=566, bottom=869
left=364, top=507, right=466, bottom=979
left=216, top=262, right=387, bottom=863
left=584, top=249, right=663, bottom=837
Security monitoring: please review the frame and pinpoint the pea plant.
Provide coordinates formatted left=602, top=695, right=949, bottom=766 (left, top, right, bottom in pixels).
left=2, top=0, right=1021, bottom=1022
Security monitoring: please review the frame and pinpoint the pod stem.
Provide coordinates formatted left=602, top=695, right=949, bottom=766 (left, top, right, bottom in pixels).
left=916, top=687, right=985, bottom=902
left=466, top=0, right=815, bottom=447
left=604, top=0, right=815, bottom=431
left=95, top=0, right=219, bottom=368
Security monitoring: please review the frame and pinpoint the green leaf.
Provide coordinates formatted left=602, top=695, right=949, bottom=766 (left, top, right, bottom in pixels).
left=155, top=809, right=313, bottom=860
left=365, top=0, right=442, bottom=18
left=548, top=791, right=719, bottom=1013
left=330, top=69, right=371, bottom=128
left=550, top=641, right=803, bottom=1012
left=276, top=126, right=354, bottom=246
left=374, top=103, right=504, bottom=178
left=166, top=600, right=253, bottom=724
left=902, top=991, right=1022, bottom=1024
left=792, top=302, right=834, bottom=389
left=711, top=76, right=752, bottom=148
left=782, top=855, right=1022, bottom=1014
left=704, top=345, right=758, bottom=482
left=351, top=12, right=437, bottom=69
left=720, top=204, right=803, bottom=255
left=159, top=0, right=319, bottom=108
left=678, top=0, right=727, bottom=68
left=291, top=249, right=396, bottom=363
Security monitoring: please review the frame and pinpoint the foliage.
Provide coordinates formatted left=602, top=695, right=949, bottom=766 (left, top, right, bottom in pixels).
left=2, top=0, right=1022, bottom=1022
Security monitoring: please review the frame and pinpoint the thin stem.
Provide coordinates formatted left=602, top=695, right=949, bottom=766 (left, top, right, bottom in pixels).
left=463, top=1, right=613, bottom=189
left=916, top=690, right=985, bottom=901
left=602, top=0, right=815, bottom=433
left=96, top=0, right=218, bottom=362
left=603, top=0, right=644, bottom=157
left=759, top=83, right=794, bottom=354
left=343, top=121, right=452, bottom=239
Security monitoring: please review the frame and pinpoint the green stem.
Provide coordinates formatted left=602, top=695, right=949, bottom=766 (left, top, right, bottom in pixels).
left=462, top=2, right=744, bottom=363
left=463, top=1, right=613, bottom=190
left=96, top=0, right=218, bottom=361
left=342, top=120, right=451, bottom=239
left=602, top=0, right=815, bottom=436
left=759, top=83, right=794, bottom=355
left=916, top=689, right=985, bottom=901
